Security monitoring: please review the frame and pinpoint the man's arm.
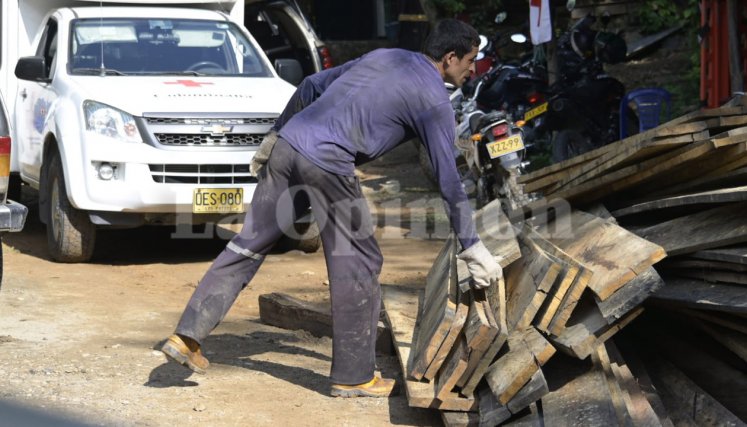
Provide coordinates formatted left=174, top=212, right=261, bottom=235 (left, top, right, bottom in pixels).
left=414, top=103, right=501, bottom=289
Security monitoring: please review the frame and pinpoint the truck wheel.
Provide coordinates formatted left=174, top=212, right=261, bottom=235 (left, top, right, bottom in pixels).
left=7, top=175, right=21, bottom=202
left=44, top=152, right=96, bottom=262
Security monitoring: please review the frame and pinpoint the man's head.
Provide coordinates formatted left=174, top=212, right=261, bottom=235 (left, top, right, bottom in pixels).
left=422, top=19, right=480, bottom=87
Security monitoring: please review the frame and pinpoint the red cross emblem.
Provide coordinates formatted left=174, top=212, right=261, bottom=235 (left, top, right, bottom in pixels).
left=164, top=80, right=214, bottom=87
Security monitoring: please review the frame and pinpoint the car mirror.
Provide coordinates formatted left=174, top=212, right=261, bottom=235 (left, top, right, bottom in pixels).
left=15, top=56, right=50, bottom=83
left=274, top=59, right=303, bottom=86
left=495, top=12, right=507, bottom=24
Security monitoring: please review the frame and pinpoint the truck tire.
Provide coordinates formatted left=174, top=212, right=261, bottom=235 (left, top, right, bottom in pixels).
left=271, top=219, right=321, bottom=254
left=44, top=152, right=96, bottom=262
left=7, top=174, right=21, bottom=202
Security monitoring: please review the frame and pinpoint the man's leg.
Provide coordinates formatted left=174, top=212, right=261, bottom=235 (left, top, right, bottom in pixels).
left=291, top=153, right=389, bottom=391
left=166, top=141, right=304, bottom=369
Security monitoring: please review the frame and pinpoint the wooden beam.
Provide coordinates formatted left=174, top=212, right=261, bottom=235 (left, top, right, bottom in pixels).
left=611, top=185, right=747, bottom=217
left=257, top=292, right=393, bottom=355
left=594, top=267, right=664, bottom=323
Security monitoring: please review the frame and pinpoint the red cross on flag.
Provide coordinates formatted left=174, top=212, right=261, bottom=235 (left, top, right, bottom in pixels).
left=530, top=0, right=552, bottom=45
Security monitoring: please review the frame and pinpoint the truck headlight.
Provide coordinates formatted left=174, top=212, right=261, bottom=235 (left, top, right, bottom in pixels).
left=83, top=101, right=141, bottom=143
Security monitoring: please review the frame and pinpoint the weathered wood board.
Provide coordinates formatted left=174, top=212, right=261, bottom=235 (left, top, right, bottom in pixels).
left=635, top=202, right=747, bottom=256
left=536, top=210, right=666, bottom=300
left=477, top=369, right=548, bottom=427
left=258, top=292, right=392, bottom=355
left=649, top=278, right=747, bottom=314
left=594, top=267, right=664, bottom=323
left=611, top=185, right=747, bottom=217
left=382, top=285, right=477, bottom=411
left=485, top=327, right=555, bottom=404
left=691, top=245, right=747, bottom=265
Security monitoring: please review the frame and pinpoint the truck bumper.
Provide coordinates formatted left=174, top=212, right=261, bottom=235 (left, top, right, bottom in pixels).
left=0, top=200, right=28, bottom=232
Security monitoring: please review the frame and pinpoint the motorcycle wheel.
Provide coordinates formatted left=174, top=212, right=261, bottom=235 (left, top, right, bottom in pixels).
left=501, top=169, right=529, bottom=212
left=551, top=130, right=595, bottom=163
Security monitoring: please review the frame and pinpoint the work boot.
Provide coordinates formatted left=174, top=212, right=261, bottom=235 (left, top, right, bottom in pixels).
left=330, top=375, right=398, bottom=398
left=160, top=334, right=210, bottom=374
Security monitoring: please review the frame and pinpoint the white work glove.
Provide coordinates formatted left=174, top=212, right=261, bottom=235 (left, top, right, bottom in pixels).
left=250, top=130, right=279, bottom=176
left=457, top=240, right=503, bottom=289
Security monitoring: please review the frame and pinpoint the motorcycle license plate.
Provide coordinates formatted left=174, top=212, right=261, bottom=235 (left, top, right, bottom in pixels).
left=486, top=134, right=524, bottom=159
left=524, top=102, right=548, bottom=122
left=193, top=188, right=244, bottom=214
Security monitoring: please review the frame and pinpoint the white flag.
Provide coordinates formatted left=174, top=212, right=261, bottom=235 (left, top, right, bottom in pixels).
left=530, top=0, right=552, bottom=45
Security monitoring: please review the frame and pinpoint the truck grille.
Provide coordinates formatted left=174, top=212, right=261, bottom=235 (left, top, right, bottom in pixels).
left=155, top=133, right=264, bottom=146
left=141, top=116, right=276, bottom=148
left=148, top=164, right=257, bottom=184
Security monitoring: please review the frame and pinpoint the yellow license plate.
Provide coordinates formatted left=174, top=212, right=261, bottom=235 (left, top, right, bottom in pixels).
left=486, top=134, right=525, bottom=159
left=524, top=102, right=548, bottom=122
left=193, top=188, right=244, bottom=214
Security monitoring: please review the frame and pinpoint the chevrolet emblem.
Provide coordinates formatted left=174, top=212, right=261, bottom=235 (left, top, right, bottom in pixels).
left=202, top=124, right=233, bottom=136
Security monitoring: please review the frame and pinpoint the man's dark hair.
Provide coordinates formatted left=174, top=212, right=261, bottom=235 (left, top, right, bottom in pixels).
left=422, top=19, right=479, bottom=60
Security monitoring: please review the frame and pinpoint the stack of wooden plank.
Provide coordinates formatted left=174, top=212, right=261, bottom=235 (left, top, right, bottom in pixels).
left=382, top=198, right=669, bottom=425
left=382, top=96, right=747, bottom=425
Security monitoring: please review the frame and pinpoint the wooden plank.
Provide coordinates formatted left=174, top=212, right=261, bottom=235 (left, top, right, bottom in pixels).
left=673, top=307, right=747, bottom=334
left=460, top=278, right=508, bottom=397
left=538, top=210, right=666, bottom=300
left=435, top=334, right=470, bottom=400
left=520, top=225, right=593, bottom=335
left=659, top=258, right=747, bottom=273
left=257, top=292, right=392, bottom=355
left=551, top=295, right=644, bottom=360
left=485, top=327, right=555, bottom=404
left=691, top=316, right=747, bottom=363
left=472, top=199, right=522, bottom=268
left=440, top=410, right=478, bottom=427
left=381, top=285, right=477, bottom=411
left=670, top=268, right=747, bottom=285
left=410, top=236, right=459, bottom=380
left=611, top=185, right=747, bottom=217
left=527, top=138, right=737, bottom=206
left=456, top=289, right=499, bottom=389
left=592, top=345, right=635, bottom=427
left=612, top=338, right=675, bottom=427
left=645, top=357, right=745, bottom=426
left=691, top=245, right=747, bottom=265
left=424, top=286, right=469, bottom=381
left=594, top=267, right=664, bottom=323
left=537, top=360, right=619, bottom=426
left=604, top=341, right=667, bottom=427
left=643, top=166, right=747, bottom=200
left=477, top=369, right=549, bottom=427
left=505, top=234, right=561, bottom=331
left=649, top=277, right=747, bottom=314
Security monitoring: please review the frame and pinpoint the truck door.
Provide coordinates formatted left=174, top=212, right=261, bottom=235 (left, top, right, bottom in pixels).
left=15, top=18, right=59, bottom=185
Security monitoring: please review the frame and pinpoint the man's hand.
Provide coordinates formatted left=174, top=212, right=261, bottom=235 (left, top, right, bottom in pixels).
left=250, top=130, right=279, bottom=176
left=457, top=240, right=502, bottom=289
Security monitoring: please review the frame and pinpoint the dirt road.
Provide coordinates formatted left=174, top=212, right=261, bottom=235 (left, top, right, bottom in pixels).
left=0, top=143, right=448, bottom=426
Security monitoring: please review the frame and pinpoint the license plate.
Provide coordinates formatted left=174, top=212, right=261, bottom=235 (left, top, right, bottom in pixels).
left=486, top=134, right=525, bottom=159
left=193, top=188, right=244, bottom=214
left=524, top=102, right=548, bottom=122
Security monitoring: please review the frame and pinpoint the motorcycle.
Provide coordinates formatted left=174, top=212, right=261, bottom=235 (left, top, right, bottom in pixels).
left=522, top=12, right=632, bottom=162
left=451, top=80, right=531, bottom=211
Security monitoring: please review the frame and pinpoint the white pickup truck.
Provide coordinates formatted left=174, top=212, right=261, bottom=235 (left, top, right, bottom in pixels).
left=7, top=1, right=302, bottom=262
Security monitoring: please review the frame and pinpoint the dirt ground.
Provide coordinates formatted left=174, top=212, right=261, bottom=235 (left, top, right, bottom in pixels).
left=0, top=142, right=449, bottom=426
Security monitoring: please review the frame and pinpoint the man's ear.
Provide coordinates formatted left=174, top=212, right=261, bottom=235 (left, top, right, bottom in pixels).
left=441, top=50, right=457, bottom=67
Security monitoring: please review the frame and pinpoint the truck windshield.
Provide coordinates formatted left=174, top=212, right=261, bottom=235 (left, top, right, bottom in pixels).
left=69, top=18, right=273, bottom=77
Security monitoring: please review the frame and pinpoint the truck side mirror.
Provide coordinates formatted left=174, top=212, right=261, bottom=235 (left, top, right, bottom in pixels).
left=274, top=59, right=303, bottom=86
left=15, top=56, right=51, bottom=83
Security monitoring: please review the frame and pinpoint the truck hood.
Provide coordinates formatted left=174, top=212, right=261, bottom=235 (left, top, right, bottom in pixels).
left=70, top=76, right=296, bottom=115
